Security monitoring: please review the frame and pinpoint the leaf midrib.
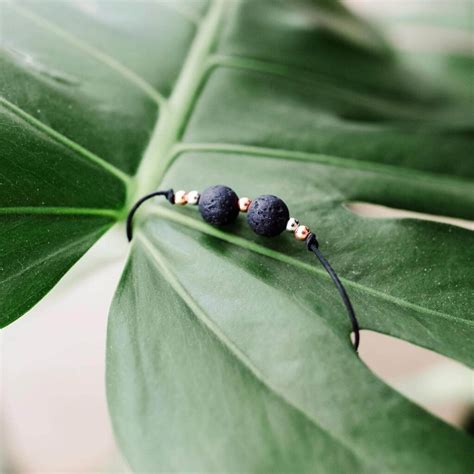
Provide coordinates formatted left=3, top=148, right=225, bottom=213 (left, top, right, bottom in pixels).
left=8, top=0, right=472, bottom=207
left=1, top=0, right=227, bottom=216
left=6, top=0, right=473, bottom=354
left=146, top=206, right=474, bottom=330
left=133, top=0, right=225, bottom=199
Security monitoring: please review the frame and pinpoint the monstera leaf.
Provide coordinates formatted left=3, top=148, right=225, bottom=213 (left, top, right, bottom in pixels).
left=1, top=0, right=473, bottom=472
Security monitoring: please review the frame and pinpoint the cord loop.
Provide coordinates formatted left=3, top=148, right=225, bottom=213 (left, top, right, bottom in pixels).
left=126, top=189, right=175, bottom=241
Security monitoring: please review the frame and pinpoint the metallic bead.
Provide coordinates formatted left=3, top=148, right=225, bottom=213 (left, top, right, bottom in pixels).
left=174, top=190, right=187, bottom=205
left=238, top=197, right=252, bottom=212
left=295, top=225, right=310, bottom=241
left=187, top=190, right=200, bottom=205
left=286, top=217, right=299, bottom=232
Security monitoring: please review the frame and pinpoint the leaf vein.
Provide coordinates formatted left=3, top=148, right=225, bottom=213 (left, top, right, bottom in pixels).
left=0, top=223, right=111, bottom=287
left=205, top=54, right=434, bottom=118
left=0, top=206, right=121, bottom=219
left=169, top=142, right=474, bottom=189
left=148, top=206, right=474, bottom=329
left=7, top=1, right=167, bottom=107
left=0, top=96, right=131, bottom=186
left=136, top=232, right=364, bottom=464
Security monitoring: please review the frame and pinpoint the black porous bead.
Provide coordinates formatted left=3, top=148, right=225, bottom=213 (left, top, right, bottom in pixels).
left=247, top=195, right=290, bottom=237
left=199, top=185, right=240, bottom=226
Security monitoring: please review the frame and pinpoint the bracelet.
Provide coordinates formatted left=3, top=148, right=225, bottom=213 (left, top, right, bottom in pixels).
left=126, top=185, right=360, bottom=351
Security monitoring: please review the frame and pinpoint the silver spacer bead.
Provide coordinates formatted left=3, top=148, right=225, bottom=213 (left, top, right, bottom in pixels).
left=186, top=190, right=200, bottom=205
left=286, top=217, right=299, bottom=232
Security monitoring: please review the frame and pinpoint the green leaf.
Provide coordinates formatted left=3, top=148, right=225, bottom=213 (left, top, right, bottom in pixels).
left=2, top=0, right=473, bottom=471
left=0, top=0, right=204, bottom=326
left=106, top=0, right=473, bottom=472
left=108, top=214, right=473, bottom=472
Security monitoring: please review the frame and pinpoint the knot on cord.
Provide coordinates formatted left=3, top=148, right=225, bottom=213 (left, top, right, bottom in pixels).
left=305, top=232, right=319, bottom=251
left=163, top=189, right=175, bottom=204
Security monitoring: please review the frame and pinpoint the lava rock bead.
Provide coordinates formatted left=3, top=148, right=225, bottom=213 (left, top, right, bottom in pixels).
left=199, top=185, right=240, bottom=226
left=247, top=195, right=290, bottom=237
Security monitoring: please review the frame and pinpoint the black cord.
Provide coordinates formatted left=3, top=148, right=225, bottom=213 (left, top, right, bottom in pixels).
left=306, top=234, right=360, bottom=351
left=126, top=189, right=174, bottom=241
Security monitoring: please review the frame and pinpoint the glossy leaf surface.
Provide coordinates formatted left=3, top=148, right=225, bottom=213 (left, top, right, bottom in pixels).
left=0, top=0, right=201, bottom=325
left=1, top=0, right=472, bottom=471
left=107, top=0, right=474, bottom=472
